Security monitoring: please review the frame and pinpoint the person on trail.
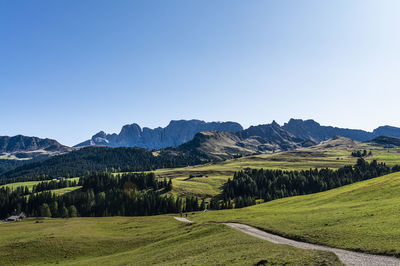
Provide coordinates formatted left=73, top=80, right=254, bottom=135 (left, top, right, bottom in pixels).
left=185, top=213, right=188, bottom=218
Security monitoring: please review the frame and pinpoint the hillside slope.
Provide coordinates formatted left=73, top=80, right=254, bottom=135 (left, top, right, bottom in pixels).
left=0, top=146, right=212, bottom=181
left=0, top=135, right=70, bottom=153
left=0, top=135, right=72, bottom=175
left=283, top=119, right=400, bottom=142
left=193, top=172, right=400, bottom=256
left=369, top=136, right=400, bottom=147
left=0, top=216, right=340, bottom=265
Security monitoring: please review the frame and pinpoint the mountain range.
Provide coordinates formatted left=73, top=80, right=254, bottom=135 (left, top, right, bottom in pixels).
left=282, top=119, right=400, bottom=142
left=1, top=118, right=400, bottom=179
left=3, top=119, right=400, bottom=155
left=75, top=119, right=243, bottom=150
left=74, top=118, right=400, bottom=155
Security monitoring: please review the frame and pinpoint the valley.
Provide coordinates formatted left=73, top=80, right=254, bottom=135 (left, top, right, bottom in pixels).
left=154, top=137, right=400, bottom=197
left=1, top=122, right=400, bottom=265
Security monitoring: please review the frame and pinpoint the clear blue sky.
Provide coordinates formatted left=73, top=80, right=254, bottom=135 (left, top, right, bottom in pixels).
left=1, top=0, right=399, bottom=146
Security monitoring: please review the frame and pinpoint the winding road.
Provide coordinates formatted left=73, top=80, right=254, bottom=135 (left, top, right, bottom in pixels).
left=174, top=217, right=400, bottom=266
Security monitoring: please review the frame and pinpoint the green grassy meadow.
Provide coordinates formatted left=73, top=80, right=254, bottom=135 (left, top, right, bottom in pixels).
left=191, top=172, right=400, bottom=256
left=154, top=139, right=400, bottom=198
left=1, top=139, right=400, bottom=264
left=1, top=177, right=81, bottom=196
left=0, top=216, right=341, bottom=265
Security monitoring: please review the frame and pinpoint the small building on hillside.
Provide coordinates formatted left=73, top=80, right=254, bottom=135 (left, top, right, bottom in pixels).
left=5, top=212, right=26, bottom=222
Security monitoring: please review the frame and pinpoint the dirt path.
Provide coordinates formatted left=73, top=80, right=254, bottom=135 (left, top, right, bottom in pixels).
left=224, top=223, right=400, bottom=266
left=173, top=217, right=400, bottom=265
left=174, top=217, right=193, bottom=223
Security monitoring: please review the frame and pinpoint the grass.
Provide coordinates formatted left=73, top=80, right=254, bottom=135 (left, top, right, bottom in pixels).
left=1, top=178, right=80, bottom=196
left=191, top=171, right=400, bottom=257
left=4, top=138, right=400, bottom=199
left=49, top=186, right=82, bottom=195
left=151, top=138, right=400, bottom=198
left=0, top=216, right=341, bottom=265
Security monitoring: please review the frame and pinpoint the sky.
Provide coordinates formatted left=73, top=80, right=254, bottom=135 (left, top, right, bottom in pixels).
left=1, top=0, right=399, bottom=146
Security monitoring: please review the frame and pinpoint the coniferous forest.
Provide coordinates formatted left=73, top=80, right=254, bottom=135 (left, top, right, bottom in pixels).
left=2, top=159, right=400, bottom=219
left=210, top=159, right=400, bottom=209
left=0, top=146, right=211, bottom=185
left=0, top=172, right=202, bottom=219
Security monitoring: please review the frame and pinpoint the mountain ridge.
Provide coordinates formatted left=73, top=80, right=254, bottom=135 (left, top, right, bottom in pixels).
left=75, top=119, right=243, bottom=149
left=0, top=135, right=70, bottom=153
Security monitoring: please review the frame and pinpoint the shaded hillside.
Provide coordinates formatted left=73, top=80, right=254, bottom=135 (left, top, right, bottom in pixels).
left=373, top=126, right=400, bottom=139
left=75, top=119, right=243, bottom=149
left=0, top=135, right=70, bottom=153
left=369, top=136, right=400, bottom=147
left=282, top=119, right=373, bottom=141
left=168, top=131, right=258, bottom=160
left=282, top=118, right=400, bottom=142
left=237, top=121, right=316, bottom=150
left=0, top=146, right=212, bottom=182
left=0, top=135, right=72, bottom=175
left=167, top=122, right=317, bottom=160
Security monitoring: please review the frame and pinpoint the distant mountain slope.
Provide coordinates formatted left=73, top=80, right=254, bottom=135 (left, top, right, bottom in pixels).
left=282, top=119, right=400, bottom=142
left=0, top=146, right=211, bottom=181
left=169, top=122, right=317, bottom=160
left=373, top=126, right=400, bottom=139
left=369, top=136, right=400, bottom=147
left=237, top=121, right=316, bottom=150
left=282, top=119, right=374, bottom=142
left=75, top=119, right=243, bottom=149
left=0, top=135, right=72, bottom=176
left=169, top=131, right=257, bottom=160
left=0, top=135, right=70, bottom=153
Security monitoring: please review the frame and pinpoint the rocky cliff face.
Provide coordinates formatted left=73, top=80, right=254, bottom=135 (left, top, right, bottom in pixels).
left=75, top=120, right=244, bottom=150
left=76, top=118, right=400, bottom=151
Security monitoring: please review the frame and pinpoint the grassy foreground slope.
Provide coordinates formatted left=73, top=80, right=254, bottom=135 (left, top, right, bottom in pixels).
left=154, top=137, right=400, bottom=197
left=0, top=216, right=340, bottom=266
left=192, top=172, right=400, bottom=256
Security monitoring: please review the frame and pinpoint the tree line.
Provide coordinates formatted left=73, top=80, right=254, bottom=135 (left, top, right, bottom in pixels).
left=0, top=172, right=202, bottom=219
left=210, top=159, right=400, bottom=209
left=32, top=179, right=78, bottom=193
left=0, top=146, right=212, bottom=184
left=351, top=150, right=371, bottom=157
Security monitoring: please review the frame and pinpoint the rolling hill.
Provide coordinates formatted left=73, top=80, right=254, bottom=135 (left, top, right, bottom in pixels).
left=192, top=171, right=400, bottom=257
left=0, top=135, right=72, bottom=175
left=0, top=216, right=340, bottom=265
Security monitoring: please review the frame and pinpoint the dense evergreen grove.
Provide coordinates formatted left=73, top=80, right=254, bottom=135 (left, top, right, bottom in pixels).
left=351, top=150, right=371, bottom=157
left=211, top=159, right=400, bottom=209
left=0, top=159, right=27, bottom=176
left=0, top=146, right=211, bottom=183
left=0, top=172, right=201, bottom=219
left=32, top=179, right=78, bottom=193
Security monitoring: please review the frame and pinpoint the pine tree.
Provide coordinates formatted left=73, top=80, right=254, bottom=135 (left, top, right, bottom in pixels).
left=68, top=205, right=78, bottom=217
left=40, top=203, right=52, bottom=217
left=59, top=206, right=69, bottom=218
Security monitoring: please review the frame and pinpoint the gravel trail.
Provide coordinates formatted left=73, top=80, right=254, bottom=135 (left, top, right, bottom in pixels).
left=224, top=222, right=400, bottom=266
left=174, top=217, right=193, bottom=223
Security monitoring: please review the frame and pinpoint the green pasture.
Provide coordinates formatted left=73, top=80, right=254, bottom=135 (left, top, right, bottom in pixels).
left=0, top=216, right=340, bottom=265
left=191, top=172, right=400, bottom=257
